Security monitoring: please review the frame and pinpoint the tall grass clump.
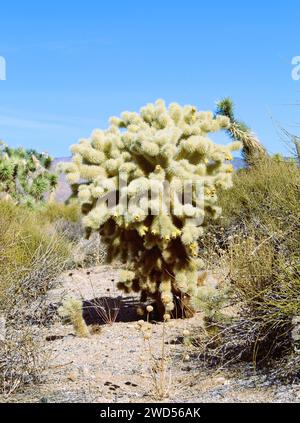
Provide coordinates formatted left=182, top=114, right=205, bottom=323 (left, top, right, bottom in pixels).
left=0, top=200, right=71, bottom=312
left=40, top=201, right=80, bottom=224
left=0, top=199, right=72, bottom=395
left=197, top=158, right=300, bottom=376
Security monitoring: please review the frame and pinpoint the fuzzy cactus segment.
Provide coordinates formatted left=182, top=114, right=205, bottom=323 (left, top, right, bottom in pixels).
left=62, top=100, right=241, bottom=314
left=58, top=297, right=90, bottom=338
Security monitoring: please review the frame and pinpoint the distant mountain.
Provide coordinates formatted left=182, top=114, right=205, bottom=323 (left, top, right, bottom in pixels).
left=232, top=157, right=245, bottom=170
left=50, top=157, right=72, bottom=202
left=52, top=156, right=71, bottom=167
left=51, top=157, right=246, bottom=203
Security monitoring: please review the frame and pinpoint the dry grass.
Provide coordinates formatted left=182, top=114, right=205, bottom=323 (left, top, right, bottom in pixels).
left=0, top=325, right=47, bottom=397
left=197, top=158, right=300, bottom=374
left=39, top=201, right=80, bottom=223
left=0, top=200, right=74, bottom=395
left=85, top=296, right=121, bottom=326
left=0, top=201, right=71, bottom=306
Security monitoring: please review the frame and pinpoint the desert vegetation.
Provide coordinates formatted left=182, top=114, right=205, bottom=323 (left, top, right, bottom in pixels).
left=196, top=157, right=300, bottom=379
left=61, top=100, right=241, bottom=318
left=0, top=141, right=57, bottom=206
left=0, top=99, right=299, bottom=402
left=0, top=200, right=72, bottom=395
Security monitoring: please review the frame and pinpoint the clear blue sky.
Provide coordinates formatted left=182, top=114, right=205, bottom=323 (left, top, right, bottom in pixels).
left=0, top=0, right=300, bottom=157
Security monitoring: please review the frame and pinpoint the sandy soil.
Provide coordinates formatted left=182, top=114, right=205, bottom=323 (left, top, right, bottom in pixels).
left=2, top=265, right=300, bottom=403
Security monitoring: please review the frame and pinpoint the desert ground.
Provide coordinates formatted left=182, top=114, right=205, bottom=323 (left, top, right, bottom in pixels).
left=2, top=265, right=299, bottom=404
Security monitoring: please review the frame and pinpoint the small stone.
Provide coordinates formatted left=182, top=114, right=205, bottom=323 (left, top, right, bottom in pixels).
left=215, top=377, right=227, bottom=385
left=67, top=370, right=78, bottom=382
left=0, top=315, right=6, bottom=342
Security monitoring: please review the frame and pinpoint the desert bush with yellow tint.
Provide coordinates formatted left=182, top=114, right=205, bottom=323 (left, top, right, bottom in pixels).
left=0, top=199, right=73, bottom=395
left=197, top=158, right=300, bottom=376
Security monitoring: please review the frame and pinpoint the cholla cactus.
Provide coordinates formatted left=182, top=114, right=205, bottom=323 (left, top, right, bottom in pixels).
left=0, top=141, right=57, bottom=206
left=58, top=297, right=90, bottom=338
left=62, top=100, right=241, bottom=317
left=192, top=284, right=229, bottom=324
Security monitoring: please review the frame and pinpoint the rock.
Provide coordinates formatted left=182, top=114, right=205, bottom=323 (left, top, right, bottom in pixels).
left=215, top=377, right=228, bottom=385
left=291, top=316, right=300, bottom=342
left=67, top=370, right=79, bottom=382
left=0, top=315, right=6, bottom=342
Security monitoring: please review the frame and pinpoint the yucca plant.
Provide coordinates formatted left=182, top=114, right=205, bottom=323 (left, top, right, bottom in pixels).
left=215, top=97, right=267, bottom=165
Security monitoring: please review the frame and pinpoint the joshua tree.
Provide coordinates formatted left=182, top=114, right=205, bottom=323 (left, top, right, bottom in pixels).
left=0, top=141, right=57, bottom=206
left=215, top=97, right=267, bottom=165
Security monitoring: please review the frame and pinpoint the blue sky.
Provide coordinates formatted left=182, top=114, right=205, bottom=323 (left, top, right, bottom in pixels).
left=0, top=0, right=300, bottom=157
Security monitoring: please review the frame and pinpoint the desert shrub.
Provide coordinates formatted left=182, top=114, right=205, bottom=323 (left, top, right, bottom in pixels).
left=0, top=142, right=58, bottom=206
left=219, top=157, right=299, bottom=228
left=37, top=201, right=107, bottom=267
left=40, top=202, right=84, bottom=245
left=0, top=324, right=46, bottom=396
left=0, top=200, right=71, bottom=313
left=38, top=202, right=108, bottom=266
left=39, top=201, right=80, bottom=223
left=53, top=218, right=83, bottom=243
left=0, top=200, right=72, bottom=395
left=70, top=233, right=107, bottom=267
left=61, top=99, right=241, bottom=317
left=197, top=158, right=300, bottom=372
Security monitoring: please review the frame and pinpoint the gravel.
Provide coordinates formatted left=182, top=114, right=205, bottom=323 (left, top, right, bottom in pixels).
left=2, top=265, right=300, bottom=404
